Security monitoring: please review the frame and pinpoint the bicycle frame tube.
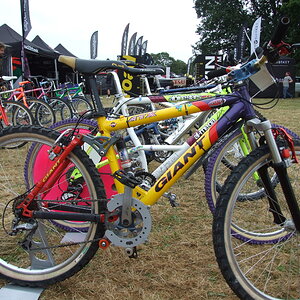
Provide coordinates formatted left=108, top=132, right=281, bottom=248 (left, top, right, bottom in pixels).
left=97, top=85, right=255, bottom=204
left=0, top=103, right=10, bottom=125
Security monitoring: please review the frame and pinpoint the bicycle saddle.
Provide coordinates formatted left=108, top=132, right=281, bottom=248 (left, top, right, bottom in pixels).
left=2, top=76, right=17, bottom=81
left=58, top=55, right=164, bottom=76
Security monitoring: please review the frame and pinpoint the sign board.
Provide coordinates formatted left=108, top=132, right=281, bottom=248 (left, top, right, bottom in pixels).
left=193, top=55, right=223, bottom=80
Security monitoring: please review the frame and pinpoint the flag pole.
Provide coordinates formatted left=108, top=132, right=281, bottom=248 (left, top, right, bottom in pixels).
left=20, top=0, right=32, bottom=79
left=20, top=0, right=25, bottom=80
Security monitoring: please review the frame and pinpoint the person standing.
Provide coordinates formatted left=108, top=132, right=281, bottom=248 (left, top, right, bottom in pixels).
left=0, top=42, right=7, bottom=89
left=0, top=42, right=6, bottom=76
left=282, top=72, right=293, bottom=99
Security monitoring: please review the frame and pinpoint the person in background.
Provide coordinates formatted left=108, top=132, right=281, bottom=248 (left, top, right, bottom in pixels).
left=0, top=42, right=6, bottom=72
left=0, top=42, right=7, bottom=89
left=282, top=72, right=293, bottom=99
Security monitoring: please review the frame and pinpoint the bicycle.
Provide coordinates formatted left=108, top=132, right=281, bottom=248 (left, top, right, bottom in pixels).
left=26, top=76, right=74, bottom=121
left=48, top=69, right=224, bottom=173
left=1, top=79, right=56, bottom=127
left=0, top=76, right=34, bottom=127
left=45, top=79, right=93, bottom=117
left=49, top=75, right=297, bottom=210
left=0, top=18, right=298, bottom=300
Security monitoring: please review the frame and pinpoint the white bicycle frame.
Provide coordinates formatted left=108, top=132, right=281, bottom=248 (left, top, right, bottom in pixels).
left=106, top=71, right=222, bottom=170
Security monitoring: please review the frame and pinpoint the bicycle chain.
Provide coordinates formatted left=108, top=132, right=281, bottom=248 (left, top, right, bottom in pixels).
left=18, top=198, right=109, bottom=251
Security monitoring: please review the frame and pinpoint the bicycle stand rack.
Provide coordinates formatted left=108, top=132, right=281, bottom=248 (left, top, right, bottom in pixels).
left=0, top=284, right=44, bottom=300
left=0, top=232, right=87, bottom=299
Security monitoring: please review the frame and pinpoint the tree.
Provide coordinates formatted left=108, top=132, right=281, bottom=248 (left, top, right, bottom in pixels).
left=171, top=59, right=188, bottom=75
left=193, top=0, right=300, bottom=73
left=281, top=0, right=300, bottom=73
left=151, top=52, right=174, bottom=67
left=193, top=0, right=251, bottom=54
left=151, top=52, right=187, bottom=75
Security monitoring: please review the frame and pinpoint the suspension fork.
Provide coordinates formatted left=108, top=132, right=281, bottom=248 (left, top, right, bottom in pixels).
left=247, top=118, right=300, bottom=231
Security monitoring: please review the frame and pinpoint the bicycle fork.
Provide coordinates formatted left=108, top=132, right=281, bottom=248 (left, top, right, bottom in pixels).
left=246, top=118, right=300, bottom=232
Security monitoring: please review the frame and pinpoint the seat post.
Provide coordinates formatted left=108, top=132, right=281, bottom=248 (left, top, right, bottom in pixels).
left=86, top=75, right=106, bottom=117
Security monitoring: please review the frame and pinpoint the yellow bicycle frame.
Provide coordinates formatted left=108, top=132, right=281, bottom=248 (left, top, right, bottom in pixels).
left=96, top=100, right=221, bottom=205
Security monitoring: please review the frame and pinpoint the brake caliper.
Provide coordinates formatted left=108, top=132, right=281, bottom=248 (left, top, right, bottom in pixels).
left=272, top=127, right=299, bottom=163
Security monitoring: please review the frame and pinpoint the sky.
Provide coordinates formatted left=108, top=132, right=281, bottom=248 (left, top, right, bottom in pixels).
left=0, top=0, right=200, bottom=63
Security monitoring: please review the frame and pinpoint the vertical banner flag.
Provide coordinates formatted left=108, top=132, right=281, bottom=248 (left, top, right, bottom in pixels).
left=141, top=40, right=148, bottom=56
left=234, top=24, right=247, bottom=62
left=250, top=17, right=262, bottom=54
left=187, top=56, right=193, bottom=75
left=20, top=0, right=32, bottom=79
left=20, top=0, right=32, bottom=38
left=128, top=32, right=137, bottom=55
left=90, top=31, right=98, bottom=59
left=134, top=36, right=143, bottom=56
left=121, top=23, right=130, bottom=56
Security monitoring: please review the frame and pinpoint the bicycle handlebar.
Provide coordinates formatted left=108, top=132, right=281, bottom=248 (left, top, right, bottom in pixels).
left=270, top=16, right=290, bottom=45
left=206, top=68, right=230, bottom=80
left=58, top=55, right=165, bottom=76
left=205, top=17, right=291, bottom=82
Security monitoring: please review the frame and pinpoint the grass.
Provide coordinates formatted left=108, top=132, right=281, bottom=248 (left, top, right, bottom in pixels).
left=1, top=97, right=299, bottom=300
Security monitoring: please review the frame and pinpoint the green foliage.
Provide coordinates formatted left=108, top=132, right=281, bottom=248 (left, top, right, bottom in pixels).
left=151, top=52, right=174, bottom=66
left=193, top=0, right=300, bottom=73
left=170, top=60, right=188, bottom=75
left=194, top=0, right=251, bottom=54
left=281, top=0, right=300, bottom=74
left=151, top=52, right=187, bottom=75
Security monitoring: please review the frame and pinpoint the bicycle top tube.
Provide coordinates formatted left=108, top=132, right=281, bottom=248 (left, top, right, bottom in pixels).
left=98, top=85, right=255, bottom=133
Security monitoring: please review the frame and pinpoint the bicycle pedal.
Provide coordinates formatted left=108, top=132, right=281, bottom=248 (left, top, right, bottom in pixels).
left=113, top=170, right=142, bottom=188
left=125, top=247, right=138, bottom=259
left=164, top=192, right=179, bottom=207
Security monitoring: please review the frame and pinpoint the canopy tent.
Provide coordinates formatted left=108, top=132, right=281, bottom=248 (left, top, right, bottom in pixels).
left=54, top=44, right=80, bottom=83
left=0, top=24, right=77, bottom=83
left=32, top=36, right=76, bottom=83
left=32, top=35, right=58, bottom=53
left=0, top=23, right=58, bottom=80
left=55, top=44, right=76, bottom=57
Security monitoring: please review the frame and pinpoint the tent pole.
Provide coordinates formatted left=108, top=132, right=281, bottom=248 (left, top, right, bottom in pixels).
left=54, top=58, right=59, bottom=85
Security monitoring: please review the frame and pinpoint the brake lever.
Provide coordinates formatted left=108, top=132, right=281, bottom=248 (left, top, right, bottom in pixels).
left=291, top=43, right=300, bottom=50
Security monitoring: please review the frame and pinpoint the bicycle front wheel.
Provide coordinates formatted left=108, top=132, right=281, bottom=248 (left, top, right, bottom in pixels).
left=0, top=126, right=106, bottom=287
left=2, top=100, right=34, bottom=126
left=213, top=141, right=300, bottom=299
left=204, top=124, right=299, bottom=213
left=26, top=98, right=56, bottom=127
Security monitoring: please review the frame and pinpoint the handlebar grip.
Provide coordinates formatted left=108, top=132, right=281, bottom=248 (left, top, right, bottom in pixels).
left=206, top=68, right=228, bottom=80
left=270, top=16, right=290, bottom=45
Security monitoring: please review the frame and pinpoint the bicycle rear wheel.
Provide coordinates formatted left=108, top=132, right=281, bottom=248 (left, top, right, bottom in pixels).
left=70, top=96, right=93, bottom=117
left=47, top=97, right=74, bottom=121
left=2, top=100, right=34, bottom=126
left=213, top=141, right=300, bottom=299
left=0, top=126, right=106, bottom=287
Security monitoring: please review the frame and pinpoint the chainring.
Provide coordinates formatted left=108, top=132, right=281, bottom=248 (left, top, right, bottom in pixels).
left=105, top=194, right=152, bottom=247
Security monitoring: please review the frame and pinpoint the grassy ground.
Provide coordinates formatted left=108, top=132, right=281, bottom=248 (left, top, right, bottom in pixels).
left=1, top=97, right=299, bottom=300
